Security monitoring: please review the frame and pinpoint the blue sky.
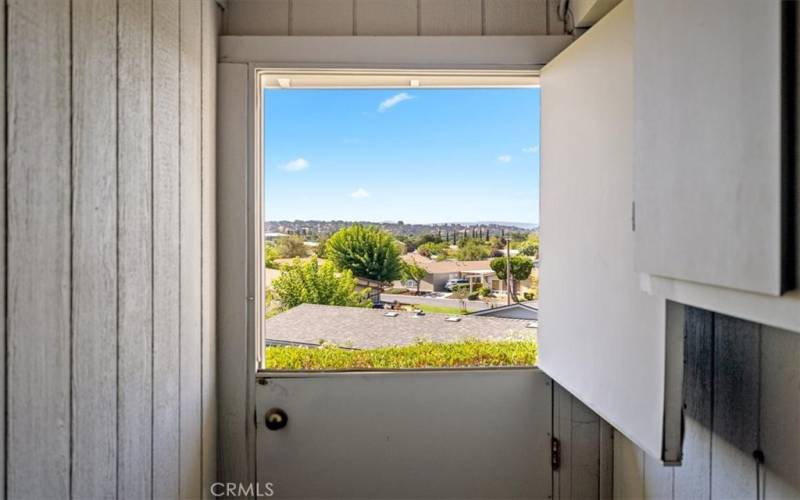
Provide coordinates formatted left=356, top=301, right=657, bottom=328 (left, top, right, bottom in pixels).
left=264, top=87, right=540, bottom=224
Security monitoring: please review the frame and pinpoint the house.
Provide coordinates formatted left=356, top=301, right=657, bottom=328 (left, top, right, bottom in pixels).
left=264, top=303, right=535, bottom=349
left=399, top=253, right=536, bottom=294
left=469, top=301, right=538, bottom=322
left=399, top=254, right=497, bottom=292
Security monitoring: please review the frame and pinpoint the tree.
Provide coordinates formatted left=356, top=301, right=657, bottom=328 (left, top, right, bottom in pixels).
left=457, top=240, right=489, bottom=261
left=519, top=233, right=540, bottom=257
left=276, top=235, right=308, bottom=258
left=401, top=260, right=428, bottom=295
left=490, top=256, right=534, bottom=301
left=417, top=241, right=447, bottom=257
left=325, top=224, right=402, bottom=282
left=272, top=257, right=370, bottom=310
left=264, top=243, right=280, bottom=269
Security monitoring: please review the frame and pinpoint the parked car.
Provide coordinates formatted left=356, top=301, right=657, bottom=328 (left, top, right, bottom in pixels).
left=444, top=278, right=470, bottom=291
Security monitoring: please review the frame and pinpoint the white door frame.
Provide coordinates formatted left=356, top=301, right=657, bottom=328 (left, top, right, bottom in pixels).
left=216, top=34, right=573, bottom=487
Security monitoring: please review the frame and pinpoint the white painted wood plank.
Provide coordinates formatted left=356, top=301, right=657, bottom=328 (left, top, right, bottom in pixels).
left=291, top=0, right=354, bottom=35
left=218, top=35, right=573, bottom=68
left=217, top=62, right=253, bottom=486
left=552, top=383, right=571, bottom=500
left=118, top=0, right=154, bottom=497
left=202, top=0, right=220, bottom=484
left=711, top=314, right=760, bottom=500
left=569, top=398, right=602, bottom=499
left=6, top=0, right=72, bottom=497
left=634, top=0, right=784, bottom=295
left=223, top=0, right=289, bottom=35
left=643, top=452, right=674, bottom=500
left=419, top=0, right=482, bottom=35
left=153, top=1, right=182, bottom=497
left=760, top=325, right=800, bottom=499
left=355, top=0, right=418, bottom=35
left=0, top=0, right=6, bottom=495
left=599, top=420, right=614, bottom=500
left=71, top=0, right=119, bottom=497
left=202, top=1, right=221, bottom=495
left=613, top=431, right=645, bottom=500
left=674, top=307, right=713, bottom=500
left=484, top=0, right=547, bottom=35
left=180, top=0, right=204, bottom=498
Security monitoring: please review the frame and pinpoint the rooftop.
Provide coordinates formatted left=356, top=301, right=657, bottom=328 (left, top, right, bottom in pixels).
left=264, top=303, right=536, bottom=349
left=401, top=254, right=496, bottom=274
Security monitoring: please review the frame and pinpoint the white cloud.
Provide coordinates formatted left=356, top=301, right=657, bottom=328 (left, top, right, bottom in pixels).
left=522, top=145, right=539, bottom=154
left=280, top=157, right=309, bottom=172
left=378, top=93, right=413, bottom=112
left=497, top=154, right=512, bottom=163
left=350, top=188, right=370, bottom=199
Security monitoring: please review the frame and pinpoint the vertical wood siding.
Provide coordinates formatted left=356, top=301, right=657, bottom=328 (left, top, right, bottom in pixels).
left=201, top=2, right=221, bottom=494
left=7, top=0, right=72, bottom=498
left=223, top=0, right=567, bottom=35
left=613, top=309, right=800, bottom=500
left=71, top=0, right=119, bottom=497
left=118, top=0, right=154, bottom=497
left=3, top=1, right=220, bottom=498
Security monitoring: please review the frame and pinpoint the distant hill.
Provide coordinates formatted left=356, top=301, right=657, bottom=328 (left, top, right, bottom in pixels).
left=264, top=219, right=538, bottom=238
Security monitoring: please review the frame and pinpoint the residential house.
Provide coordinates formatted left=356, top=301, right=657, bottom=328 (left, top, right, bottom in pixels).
left=469, top=301, right=538, bottom=322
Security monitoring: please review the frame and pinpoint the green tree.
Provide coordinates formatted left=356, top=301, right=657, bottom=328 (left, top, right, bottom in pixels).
left=490, top=256, right=534, bottom=301
left=417, top=241, right=448, bottom=257
left=264, top=243, right=280, bottom=269
left=401, top=260, right=428, bottom=295
left=518, top=233, right=540, bottom=257
left=276, top=235, right=308, bottom=258
left=272, top=257, right=370, bottom=310
left=456, top=240, right=489, bottom=261
left=325, top=224, right=402, bottom=282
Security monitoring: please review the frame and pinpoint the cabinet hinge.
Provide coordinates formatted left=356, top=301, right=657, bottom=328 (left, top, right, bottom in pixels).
left=551, top=437, right=561, bottom=470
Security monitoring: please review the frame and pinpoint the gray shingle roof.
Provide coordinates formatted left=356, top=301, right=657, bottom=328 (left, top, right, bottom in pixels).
left=264, top=303, right=536, bottom=349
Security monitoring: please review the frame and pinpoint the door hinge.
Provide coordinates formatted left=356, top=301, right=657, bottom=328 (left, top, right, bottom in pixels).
left=631, top=201, right=636, bottom=231
left=551, top=437, right=561, bottom=470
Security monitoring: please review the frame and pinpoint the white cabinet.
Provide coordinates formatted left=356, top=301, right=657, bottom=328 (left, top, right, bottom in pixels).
left=633, top=0, right=789, bottom=296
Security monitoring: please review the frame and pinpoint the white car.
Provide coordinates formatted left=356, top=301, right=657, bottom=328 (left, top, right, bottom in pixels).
left=444, top=278, right=470, bottom=291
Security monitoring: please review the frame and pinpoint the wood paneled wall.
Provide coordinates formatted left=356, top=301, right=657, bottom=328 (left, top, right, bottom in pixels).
left=3, top=0, right=220, bottom=498
left=613, top=308, right=800, bottom=500
left=222, top=0, right=567, bottom=35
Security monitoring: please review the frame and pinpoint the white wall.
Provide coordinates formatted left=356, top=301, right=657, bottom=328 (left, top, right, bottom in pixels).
left=614, top=310, right=800, bottom=500
left=222, top=0, right=567, bottom=36
left=2, top=0, right=219, bottom=497
left=539, top=0, right=667, bottom=458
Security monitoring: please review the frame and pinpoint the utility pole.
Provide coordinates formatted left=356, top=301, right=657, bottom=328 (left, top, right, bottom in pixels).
left=502, top=238, right=512, bottom=305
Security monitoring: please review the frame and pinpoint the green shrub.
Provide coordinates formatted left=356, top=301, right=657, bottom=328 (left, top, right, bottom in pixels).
left=264, top=339, right=537, bottom=370
left=479, top=287, right=492, bottom=297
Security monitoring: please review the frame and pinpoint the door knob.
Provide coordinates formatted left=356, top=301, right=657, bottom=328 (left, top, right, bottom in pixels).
left=265, top=408, right=288, bottom=430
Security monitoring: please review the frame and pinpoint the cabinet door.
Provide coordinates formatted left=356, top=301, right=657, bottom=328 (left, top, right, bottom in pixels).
left=540, top=0, right=670, bottom=460
left=634, top=0, right=789, bottom=295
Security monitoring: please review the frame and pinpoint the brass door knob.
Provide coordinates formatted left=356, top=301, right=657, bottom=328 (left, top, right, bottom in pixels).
left=265, top=408, right=288, bottom=430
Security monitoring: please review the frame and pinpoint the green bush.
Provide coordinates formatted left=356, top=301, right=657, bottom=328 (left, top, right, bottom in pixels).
left=479, top=287, right=492, bottom=297
left=523, top=291, right=536, bottom=301
left=264, top=339, right=537, bottom=370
